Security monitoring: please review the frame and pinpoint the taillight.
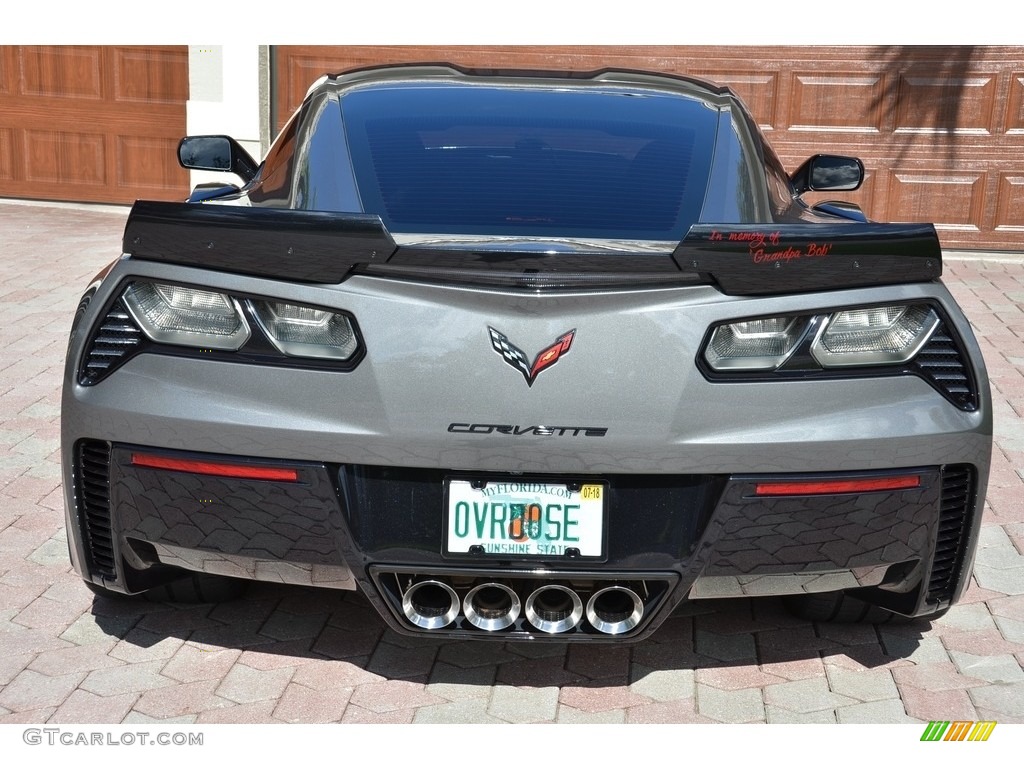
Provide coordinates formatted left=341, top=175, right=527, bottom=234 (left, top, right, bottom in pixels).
left=810, top=305, right=939, bottom=367
left=249, top=300, right=359, bottom=361
left=704, top=316, right=807, bottom=371
left=122, top=281, right=250, bottom=350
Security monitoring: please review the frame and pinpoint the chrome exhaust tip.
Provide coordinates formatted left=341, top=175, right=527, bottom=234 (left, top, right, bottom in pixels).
left=586, top=585, right=644, bottom=635
left=525, top=585, right=583, bottom=634
left=402, top=579, right=460, bottom=629
left=463, top=582, right=521, bottom=631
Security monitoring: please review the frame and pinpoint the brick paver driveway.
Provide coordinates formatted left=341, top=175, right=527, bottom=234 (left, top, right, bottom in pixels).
left=1, top=201, right=1022, bottom=724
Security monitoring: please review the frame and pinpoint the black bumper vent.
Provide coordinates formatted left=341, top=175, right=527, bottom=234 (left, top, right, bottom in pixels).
left=912, top=322, right=979, bottom=411
left=926, top=464, right=975, bottom=605
left=79, top=299, right=143, bottom=385
left=73, top=440, right=117, bottom=580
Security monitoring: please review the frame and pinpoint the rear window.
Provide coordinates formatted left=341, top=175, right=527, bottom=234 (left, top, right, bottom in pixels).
left=340, top=84, right=720, bottom=240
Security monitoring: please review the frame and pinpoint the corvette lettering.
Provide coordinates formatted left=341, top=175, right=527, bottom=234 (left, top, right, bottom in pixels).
left=448, top=423, right=608, bottom=437
left=488, top=327, right=575, bottom=386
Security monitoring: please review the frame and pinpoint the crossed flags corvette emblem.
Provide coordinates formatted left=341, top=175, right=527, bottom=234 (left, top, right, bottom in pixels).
left=488, top=327, right=576, bottom=387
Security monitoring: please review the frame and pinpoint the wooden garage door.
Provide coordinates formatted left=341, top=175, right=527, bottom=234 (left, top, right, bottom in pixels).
left=274, top=45, right=1024, bottom=251
left=0, top=46, right=189, bottom=205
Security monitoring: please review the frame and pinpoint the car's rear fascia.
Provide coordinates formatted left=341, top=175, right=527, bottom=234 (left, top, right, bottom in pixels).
left=62, top=257, right=991, bottom=640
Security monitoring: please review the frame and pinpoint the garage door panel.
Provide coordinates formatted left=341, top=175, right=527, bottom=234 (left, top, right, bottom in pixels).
left=113, top=47, right=188, bottom=104
left=888, top=170, right=985, bottom=231
left=0, top=128, right=12, bottom=180
left=19, top=46, right=104, bottom=99
left=788, top=73, right=884, bottom=133
left=1006, top=75, right=1024, bottom=134
left=894, top=74, right=999, bottom=134
left=117, top=136, right=184, bottom=189
left=0, top=48, right=15, bottom=95
left=23, top=130, right=106, bottom=185
left=995, top=174, right=1024, bottom=232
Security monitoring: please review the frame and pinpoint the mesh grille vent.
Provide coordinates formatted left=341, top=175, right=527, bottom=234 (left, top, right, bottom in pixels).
left=926, top=464, right=974, bottom=605
left=74, top=440, right=116, bottom=579
left=912, top=322, right=978, bottom=411
left=79, top=299, right=143, bottom=385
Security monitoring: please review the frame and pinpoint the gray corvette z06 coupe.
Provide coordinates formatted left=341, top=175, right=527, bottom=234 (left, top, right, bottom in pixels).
left=63, top=65, right=991, bottom=642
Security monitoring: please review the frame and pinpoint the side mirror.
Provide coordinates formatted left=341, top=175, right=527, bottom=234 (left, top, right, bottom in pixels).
left=177, top=135, right=258, bottom=184
left=791, top=154, right=864, bottom=195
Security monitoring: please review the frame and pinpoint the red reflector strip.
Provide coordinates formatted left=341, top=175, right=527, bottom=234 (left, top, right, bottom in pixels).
left=754, top=475, right=921, bottom=496
left=131, top=453, right=299, bottom=482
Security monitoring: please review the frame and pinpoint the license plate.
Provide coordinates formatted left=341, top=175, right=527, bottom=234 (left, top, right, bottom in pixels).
left=444, top=479, right=605, bottom=558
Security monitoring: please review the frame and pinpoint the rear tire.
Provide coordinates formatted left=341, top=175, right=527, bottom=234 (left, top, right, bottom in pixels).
left=782, top=592, right=949, bottom=624
left=83, top=574, right=247, bottom=603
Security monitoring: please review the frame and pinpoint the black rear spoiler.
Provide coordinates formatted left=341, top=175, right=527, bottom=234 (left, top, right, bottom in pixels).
left=124, top=201, right=942, bottom=295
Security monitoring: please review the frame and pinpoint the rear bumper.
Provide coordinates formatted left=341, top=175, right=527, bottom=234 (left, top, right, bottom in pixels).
left=66, top=441, right=984, bottom=641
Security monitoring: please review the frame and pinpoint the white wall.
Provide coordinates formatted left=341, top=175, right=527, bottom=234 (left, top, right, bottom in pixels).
left=186, top=45, right=265, bottom=190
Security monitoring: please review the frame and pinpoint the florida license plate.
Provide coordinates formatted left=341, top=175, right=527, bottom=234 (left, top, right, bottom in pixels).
left=444, top=479, right=605, bottom=558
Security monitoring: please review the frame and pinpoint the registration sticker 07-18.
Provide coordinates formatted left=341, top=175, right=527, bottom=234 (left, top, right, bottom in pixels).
left=445, top=479, right=605, bottom=557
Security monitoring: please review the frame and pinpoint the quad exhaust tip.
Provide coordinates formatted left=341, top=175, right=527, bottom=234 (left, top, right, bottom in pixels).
left=391, top=573, right=654, bottom=635
left=525, top=585, right=584, bottom=634
left=464, top=582, right=521, bottom=631
left=586, top=585, right=644, bottom=635
left=402, top=579, right=460, bottom=629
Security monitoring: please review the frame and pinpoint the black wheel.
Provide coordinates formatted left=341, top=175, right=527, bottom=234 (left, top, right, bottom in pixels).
left=783, top=592, right=949, bottom=624
left=82, top=574, right=247, bottom=603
